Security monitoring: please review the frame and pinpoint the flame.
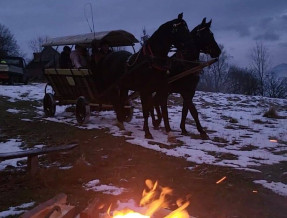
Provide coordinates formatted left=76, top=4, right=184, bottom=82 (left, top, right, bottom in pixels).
left=113, top=209, right=149, bottom=218
left=109, top=179, right=190, bottom=218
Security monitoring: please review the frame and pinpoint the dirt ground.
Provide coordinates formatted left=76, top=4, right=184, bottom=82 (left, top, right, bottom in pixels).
left=0, top=96, right=286, bottom=218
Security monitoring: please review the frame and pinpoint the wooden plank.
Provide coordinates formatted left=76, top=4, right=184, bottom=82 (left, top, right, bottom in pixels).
left=0, top=144, right=78, bottom=160
left=21, top=193, right=67, bottom=218
left=21, top=193, right=76, bottom=218
left=80, top=198, right=99, bottom=218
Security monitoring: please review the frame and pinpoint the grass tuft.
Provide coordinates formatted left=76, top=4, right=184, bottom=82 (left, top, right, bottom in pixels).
left=263, top=106, right=280, bottom=119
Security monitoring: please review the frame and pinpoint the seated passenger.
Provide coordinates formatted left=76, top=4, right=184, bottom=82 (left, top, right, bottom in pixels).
left=70, top=44, right=88, bottom=69
left=59, top=46, right=72, bottom=68
left=94, top=40, right=112, bottom=64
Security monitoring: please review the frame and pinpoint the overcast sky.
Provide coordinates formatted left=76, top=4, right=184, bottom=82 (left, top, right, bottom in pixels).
left=0, top=0, right=286, bottom=67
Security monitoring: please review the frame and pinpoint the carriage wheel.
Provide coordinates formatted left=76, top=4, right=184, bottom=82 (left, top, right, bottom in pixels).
left=123, top=100, right=134, bottom=122
left=43, top=93, right=56, bottom=117
left=76, top=96, right=90, bottom=124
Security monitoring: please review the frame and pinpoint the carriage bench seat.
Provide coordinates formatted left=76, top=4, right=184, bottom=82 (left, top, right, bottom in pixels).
left=0, top=144, right=78, bottom=175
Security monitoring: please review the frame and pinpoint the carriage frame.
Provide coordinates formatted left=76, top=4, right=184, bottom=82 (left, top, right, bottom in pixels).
left=42, top=30, right=139, bottom=124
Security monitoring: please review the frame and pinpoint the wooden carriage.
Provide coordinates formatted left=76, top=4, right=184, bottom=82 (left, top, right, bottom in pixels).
left=42, top=30, right=139, bottom=124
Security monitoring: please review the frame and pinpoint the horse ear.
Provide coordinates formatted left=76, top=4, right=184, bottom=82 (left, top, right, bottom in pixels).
left=201, top=17, right=206, bottom=25
left=178, top=13, right=183, bottom=20
left=207, top=19, right=212, bottom=27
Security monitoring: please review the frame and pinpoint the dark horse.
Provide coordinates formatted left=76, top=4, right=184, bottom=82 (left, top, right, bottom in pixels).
left=151, top=18, right=221, bottom=139
left=95, top=13, right=190, bottom=139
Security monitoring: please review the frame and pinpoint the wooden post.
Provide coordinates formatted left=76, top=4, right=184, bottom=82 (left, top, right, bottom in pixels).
left=27, top=155, right=39, bottom=176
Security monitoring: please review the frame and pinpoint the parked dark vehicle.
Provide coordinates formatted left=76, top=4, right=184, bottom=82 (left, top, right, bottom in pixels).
left=0, top=56, right=28, bottom=85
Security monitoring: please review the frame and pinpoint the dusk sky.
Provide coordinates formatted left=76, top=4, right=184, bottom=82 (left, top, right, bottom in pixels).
left=0, top=0, right=286, bottom=68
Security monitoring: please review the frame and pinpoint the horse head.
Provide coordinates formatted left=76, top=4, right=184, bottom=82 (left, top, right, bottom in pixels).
left=148, top=13, right=190, bottom=56
left=190, top=18, right=221, bottom=58
left=170, top=13, right=190, bottom=49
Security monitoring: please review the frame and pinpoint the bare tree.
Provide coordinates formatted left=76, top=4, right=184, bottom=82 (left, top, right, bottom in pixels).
left=28, top=36, right=48, bottom=53
left=249, top=41, right=270, bottom=96
left=199, top=44, right=230, bottom=92
left=265, top=73, right=287, bottom=98
left=0, top=23, right=20, bottom=57
left=226, top=65, right=259, bottom=95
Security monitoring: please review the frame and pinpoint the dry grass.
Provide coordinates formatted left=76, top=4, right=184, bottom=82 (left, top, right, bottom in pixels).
left=263, top=106, right=281, bottom=119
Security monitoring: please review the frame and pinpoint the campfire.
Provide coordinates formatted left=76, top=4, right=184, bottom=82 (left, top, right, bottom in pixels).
left=21, top=179, right=193, bottom=218
left=103, top=179, right=191, bottom=218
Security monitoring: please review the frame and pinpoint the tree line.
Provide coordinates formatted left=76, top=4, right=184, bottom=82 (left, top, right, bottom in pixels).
left=198, top=43, right=287, bottom=98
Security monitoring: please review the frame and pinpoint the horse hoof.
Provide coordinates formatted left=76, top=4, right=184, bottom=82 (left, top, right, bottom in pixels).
left=116, top=121, right=125, bottom=130
left=181, top=130, right=188, bottom=136
left=145, top=133, right=153, bottom=139
left=200, top=133, right=209, bottom=140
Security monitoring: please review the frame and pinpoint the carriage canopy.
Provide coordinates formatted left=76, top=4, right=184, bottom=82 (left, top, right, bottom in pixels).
left=42, top=30, right=139, bottom=47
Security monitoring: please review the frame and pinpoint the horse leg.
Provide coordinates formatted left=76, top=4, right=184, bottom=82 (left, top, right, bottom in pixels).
left=161, top=100, right=178, bottom=142
left=140, top=94, right=153, bottom=139
left=156, top=90, right=171, bottom=133
left=150, top=107, right=159, bottom=130
left=157, top=90, right=178, bottom=142
left=180, top=101, right=189, bottom=135
left=181, top=92, right=209, bottom=139
left=154, top=105, right=162, bottom=127
left=160, top=103, right=171, bottom=133
left=150, top=94, right=162, bottom=129
left=114, top=88, right=128, bottom=130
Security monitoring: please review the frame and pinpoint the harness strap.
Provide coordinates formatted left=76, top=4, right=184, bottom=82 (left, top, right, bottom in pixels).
left=143, top=44, right=154, bottom=57
left=142, top=44, right=170, bottom=71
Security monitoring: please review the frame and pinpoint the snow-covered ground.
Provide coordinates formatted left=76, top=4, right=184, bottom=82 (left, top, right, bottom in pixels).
left=1, top=83, right=287, bottom=199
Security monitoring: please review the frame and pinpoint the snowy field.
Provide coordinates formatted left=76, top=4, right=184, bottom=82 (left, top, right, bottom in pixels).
left=0, top=83, right=287, bottom=200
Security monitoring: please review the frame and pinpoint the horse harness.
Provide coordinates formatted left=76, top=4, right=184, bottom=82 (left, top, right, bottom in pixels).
left=126, top=44, right=171, bottom=73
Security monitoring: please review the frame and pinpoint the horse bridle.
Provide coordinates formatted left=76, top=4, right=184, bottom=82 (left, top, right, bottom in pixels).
left=172, top=21, right=188, bottom=33
left=196, top=27, right=214, bottom=55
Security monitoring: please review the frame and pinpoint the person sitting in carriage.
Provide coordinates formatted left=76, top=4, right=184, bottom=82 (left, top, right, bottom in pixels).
left=59, top=46, right=72, bottom=69
left=70, top=44, right=89, bottom=69
left=94, top=40, right=112, bottom=64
